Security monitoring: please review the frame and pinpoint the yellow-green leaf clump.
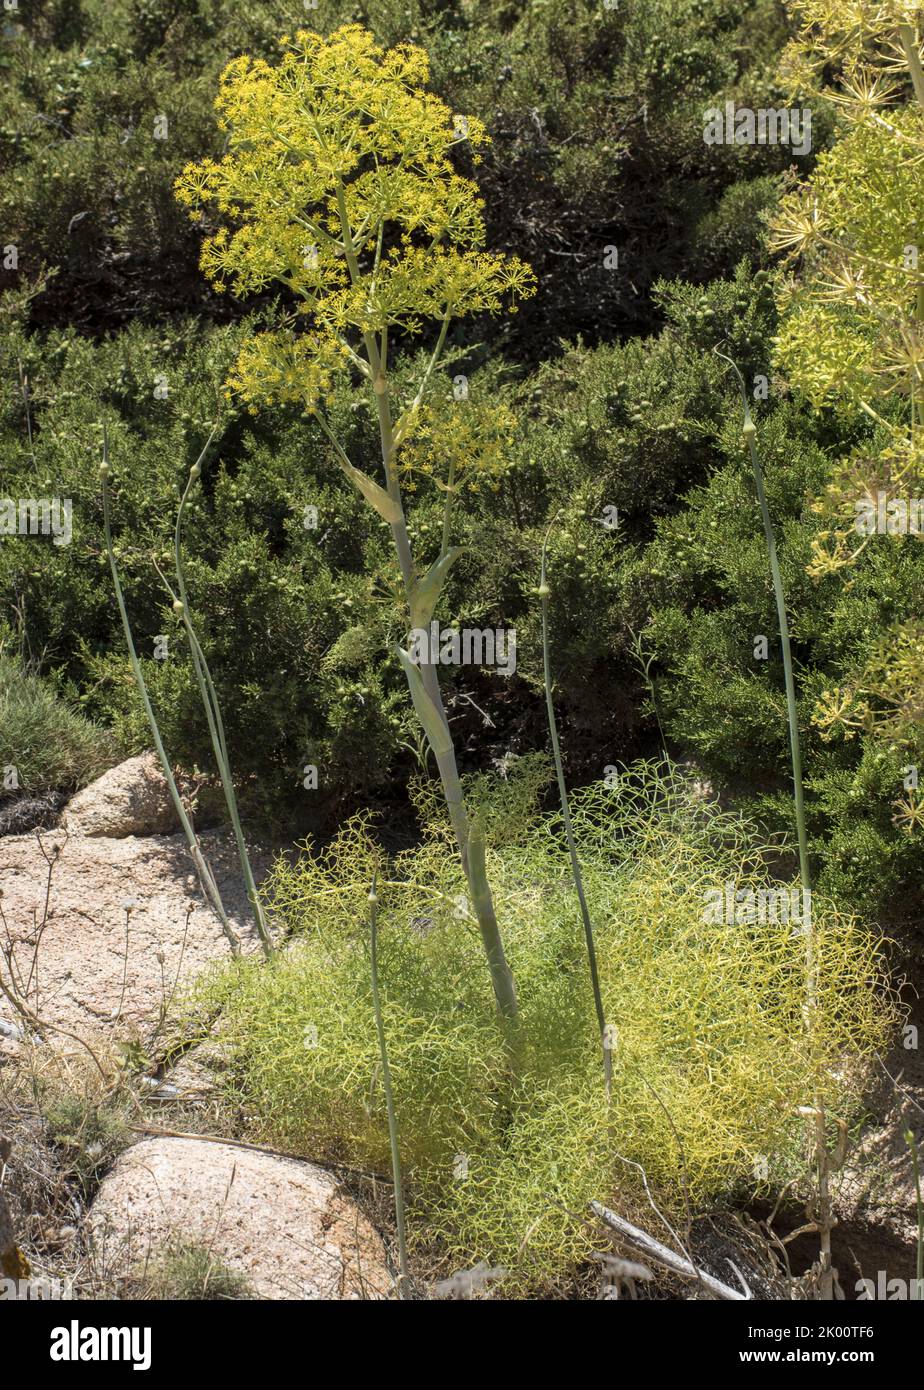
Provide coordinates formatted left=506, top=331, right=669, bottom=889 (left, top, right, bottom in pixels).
left=187, top=763, right=898, bottom=1294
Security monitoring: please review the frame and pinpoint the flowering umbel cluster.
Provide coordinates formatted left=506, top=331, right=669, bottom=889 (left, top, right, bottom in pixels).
left=813, top=615, right=924, bottom=830
left=397, top=392, right=518, bottom=494
left=773, top=4, right=924, bottom=817
left=772, top=2, right=924, bottom=413
left=769, top=1, right=924, bottom=582
left=175, top=25, right=535, bottom=415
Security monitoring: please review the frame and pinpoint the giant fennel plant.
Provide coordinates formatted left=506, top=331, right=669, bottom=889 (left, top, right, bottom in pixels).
left=772, top=0, right=924, bottom=576
left=772, top=2, right=924, bottom=817
left=175, top=25, right=535, bottom=1022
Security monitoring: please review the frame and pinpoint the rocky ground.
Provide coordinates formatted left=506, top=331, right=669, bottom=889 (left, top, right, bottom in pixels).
left=0, top=754, right=394, bottom=1300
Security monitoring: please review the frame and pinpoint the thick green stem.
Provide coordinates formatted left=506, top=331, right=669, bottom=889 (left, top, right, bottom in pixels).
left=378, top=390, right=517, bottom=1022
left=462, top=818, right=518, bottom=1021
left=332, top=192, right=517, bottom=1023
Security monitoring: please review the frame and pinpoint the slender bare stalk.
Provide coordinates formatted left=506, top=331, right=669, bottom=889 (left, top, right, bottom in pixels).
left=100, top=428, right=241, bottom=956
left=907, top=1128, right=923, bottom=1299
left=113, top=901, right=133, bottom=1022
left=368, top=873, right=409, bottom=1297
left=168, top=447, right=274, bottom=959
left=538, top=518, right=610, bottom=1093
left=715, top=351, right=832, bottom=1299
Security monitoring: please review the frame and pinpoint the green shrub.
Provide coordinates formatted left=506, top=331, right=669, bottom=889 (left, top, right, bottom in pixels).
left=688, top=175, right=782, bottom=280
left=0, top=263, right=828, bottom=830
left=0, top=313, right=408, bottom=821
left=190, top=762, right=895, bottom=1292
left=0, top=654, right=118, bottom=799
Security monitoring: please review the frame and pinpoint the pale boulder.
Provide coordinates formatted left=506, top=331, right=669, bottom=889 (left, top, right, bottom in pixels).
left=63, top=753, right=177, bottom=837
left=88, top=1137, right=392, bottom=1300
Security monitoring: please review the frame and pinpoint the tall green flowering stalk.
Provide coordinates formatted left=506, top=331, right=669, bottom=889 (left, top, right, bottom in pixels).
left=175, top=26, right=535, bottom=1022
left=716, top=359, right=812, bottom=894
left=716, top=351, right=834, bottom=1299
left=767, top=8, right=924, bottom=1287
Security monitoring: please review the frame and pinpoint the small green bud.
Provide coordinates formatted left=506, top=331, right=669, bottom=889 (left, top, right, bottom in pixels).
left=189, top=463, right=201, bottom=481
left=536, top=583, right=551, bottom=597
left=742, top=416, right=757, bottom=438
left=99, top=462, right=109, bottom=479
left=172, top=599, right=185, bottom=617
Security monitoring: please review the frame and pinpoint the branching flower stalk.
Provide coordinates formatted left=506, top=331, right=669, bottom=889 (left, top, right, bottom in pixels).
left=766, top=7, right=924, bottom=1290
left=716, top=351, right=833, bottom=1299
left=538, top=519, right=610, bottom=1094
left=100, top=428, right=241, bottom=957
left=175, top=26, right=536, bottom=1023
left=368, top=871, right=409, bottom=1297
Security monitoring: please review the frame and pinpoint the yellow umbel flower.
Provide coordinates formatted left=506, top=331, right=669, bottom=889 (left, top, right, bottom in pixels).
left=176, top=24, right=535, bottom=417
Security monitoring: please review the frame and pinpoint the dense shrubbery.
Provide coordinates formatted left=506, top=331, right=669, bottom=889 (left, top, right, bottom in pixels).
left=641, top=401, right=924, bottom=920
left=0, top=654, right=116, bottom=799
left=0, top=309, right=542, bottom=816
left=3, top=0, right=922, bottom=1300
left=0, top=260, right=772, bottom=815
left=0, top=0, right=812, bottom=833
left=6, top=249, right=924, bottom=916
left=0, top=0, right=795, bottom=342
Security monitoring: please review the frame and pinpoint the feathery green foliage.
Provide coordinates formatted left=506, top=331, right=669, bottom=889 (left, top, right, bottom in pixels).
left=190, top=762, right=896, bottom=1292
